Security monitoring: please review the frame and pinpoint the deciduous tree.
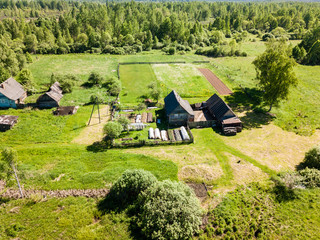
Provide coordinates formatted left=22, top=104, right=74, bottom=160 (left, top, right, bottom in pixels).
left=253, top=40, right=298, bottom=111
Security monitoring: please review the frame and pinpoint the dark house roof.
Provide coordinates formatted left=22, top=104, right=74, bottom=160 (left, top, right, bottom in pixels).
left=0, top=115, right=19, bottom=126
left=164, top=90, right=194, bottom=116
left=0, top=77, right=26, bottom=100
left=206, top=94, right=237, bottom=122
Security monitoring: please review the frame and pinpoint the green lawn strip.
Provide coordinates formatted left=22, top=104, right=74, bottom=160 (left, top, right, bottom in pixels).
left=119, top=64, right=158, bottom=105
left=0, top=197, right=131, bottom=240
left=0, top=106, right=92, bottom=145
left=14, top=144, right=178, bottom=190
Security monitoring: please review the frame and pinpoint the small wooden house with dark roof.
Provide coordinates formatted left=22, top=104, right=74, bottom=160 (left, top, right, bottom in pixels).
left=37, top=82, right=63, bottom=108
left=205, top=94, right=242, bottom=132
left=0, top=77, right=27, bottom=108
left=0, top=115, right=19, bottom=132
left=164, top=90, right=194, bottom=126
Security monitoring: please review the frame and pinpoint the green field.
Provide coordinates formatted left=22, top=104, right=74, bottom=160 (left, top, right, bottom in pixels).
left=119, top=64, right=158, bottom=104
left=1, top=41, right=320, bottom=240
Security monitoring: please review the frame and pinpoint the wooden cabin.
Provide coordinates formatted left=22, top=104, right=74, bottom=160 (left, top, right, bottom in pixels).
left=0, top=77, right=27, bottom=109
left=0, top=115, right=19, bottom=132
left=164, top=90, right=194, bottom=126
left=37, top=82, right=63, bottom=108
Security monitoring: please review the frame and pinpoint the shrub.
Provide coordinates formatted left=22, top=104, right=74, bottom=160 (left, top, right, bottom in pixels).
left=107, top=169, right=157, bottom=207
left=137, top=180, right=202, bottom=240
left=168, top=47, right=176, bottom=55
left=50, top=73, right=77, bottom=93
left=298, top=168, right=320, bottom=188
left=103, top=121, right=123, bottom=140
left=88, top=71, right=104, bottom=86
left=262, top=33, right=275, bottom=41
left=299, top=146, right=320, bottom=170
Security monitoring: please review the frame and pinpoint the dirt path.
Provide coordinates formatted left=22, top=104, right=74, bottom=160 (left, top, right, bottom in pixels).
left=198, top=68, right=233, bottom=95
left=1, top=187, right=109, bottom=199
left=72, top=105, right=110, bottom=145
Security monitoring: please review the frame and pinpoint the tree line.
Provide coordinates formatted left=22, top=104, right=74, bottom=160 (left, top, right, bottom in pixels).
left=1, top=1, right=320, bottom=81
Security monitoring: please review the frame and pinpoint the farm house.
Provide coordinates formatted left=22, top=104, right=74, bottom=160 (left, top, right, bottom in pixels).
left=37, top=82, right=63, bottom=108
left=164, top=90, right=194, bottom=126
left=0, top=115, right=19, bottom=132
left=0, top=77, right=27, bottom=109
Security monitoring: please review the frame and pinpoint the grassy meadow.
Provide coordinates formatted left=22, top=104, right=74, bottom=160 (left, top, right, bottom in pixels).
left=1, top=39, right=320, bottom=239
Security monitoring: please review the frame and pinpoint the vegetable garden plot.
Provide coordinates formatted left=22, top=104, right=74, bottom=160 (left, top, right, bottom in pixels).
left=198, top=68, right=233, bottom=95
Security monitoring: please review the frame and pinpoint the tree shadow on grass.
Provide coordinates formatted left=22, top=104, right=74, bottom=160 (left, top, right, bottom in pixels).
left=86, top=140, right=110, bottom=152
left=225, top=87, right=274, bottom=129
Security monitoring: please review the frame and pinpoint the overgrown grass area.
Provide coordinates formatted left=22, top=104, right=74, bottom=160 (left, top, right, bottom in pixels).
left=0, top=197, right=132, bottom=240
left=0, top=106, right=91, bottom=145
left=199, top=185, right=320, bottom=240
left=15, top=144, right=178, bottom=190
left=28, top=54, right=118, bottom=105
left=119, top=64, right=158, bottom=105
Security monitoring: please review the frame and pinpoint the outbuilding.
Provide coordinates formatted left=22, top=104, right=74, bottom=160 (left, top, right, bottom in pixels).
left=0, top=115, right=19, bottom=132
left=37, top=82, right=63, bottom=108
left=0, top=77, right=27, bottom=109
left=164, top=90, right=194, bottom=126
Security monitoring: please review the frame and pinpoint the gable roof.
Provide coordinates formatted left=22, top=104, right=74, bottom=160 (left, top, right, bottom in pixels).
left=46, top=90, right=63, bottom=103
left=0, top=77, right=26, bottom=101
left=49, top=82, right=63, bottom=94
left=164, top=90, right=194, bottom=116
left=206, top=94, right=236, bottom=121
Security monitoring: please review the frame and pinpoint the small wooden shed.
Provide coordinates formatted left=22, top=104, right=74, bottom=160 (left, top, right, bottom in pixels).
left=0, top=115, right=19, bottom=132
left=53, top=106, right=79, bottom=116
left=37, top=82, right=63, bottom=109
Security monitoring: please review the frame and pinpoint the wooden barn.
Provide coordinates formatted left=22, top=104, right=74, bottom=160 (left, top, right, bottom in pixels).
left=0, top=115, right=19, bottom=132
left=0, top=77, right=27, bottom=109
left=164, top=90, right=194, bottom=126
left=205, top=94, right=242, bottom=134
left=37, top=82, right=63, bottom=108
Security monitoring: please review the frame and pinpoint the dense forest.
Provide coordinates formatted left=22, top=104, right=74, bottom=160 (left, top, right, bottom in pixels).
left=1, top=0, right=320, bottom=80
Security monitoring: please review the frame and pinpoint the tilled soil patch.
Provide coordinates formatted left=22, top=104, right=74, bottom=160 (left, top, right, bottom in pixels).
left=198, top=68, right=233, bottom=95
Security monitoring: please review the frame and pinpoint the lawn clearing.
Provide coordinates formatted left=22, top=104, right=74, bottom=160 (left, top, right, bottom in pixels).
left=224, top=124, right=320, bottom=172
left=152, top=63, right=214, bottom=102
left=119, top=64, right=158, bottom=105
left=0, top=106, right=91, bottom=145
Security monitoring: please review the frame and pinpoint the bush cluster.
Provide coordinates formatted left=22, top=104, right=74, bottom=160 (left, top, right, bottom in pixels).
left=196, top=47, right=247, bottom=58
left=101, top=169, right=203, bottom=240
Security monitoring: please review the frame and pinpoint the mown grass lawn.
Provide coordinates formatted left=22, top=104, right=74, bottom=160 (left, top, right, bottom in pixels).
left=152, top=63, right=214, bottom=101
left=119, top=64, right=158, bottom=105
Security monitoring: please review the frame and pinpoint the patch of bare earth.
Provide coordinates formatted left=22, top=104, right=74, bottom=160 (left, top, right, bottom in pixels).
left=224, top=124, right=320, bottom=171
left=72, top=105, right=110, bottom=145
left=126, top=145, right=223, bottom=183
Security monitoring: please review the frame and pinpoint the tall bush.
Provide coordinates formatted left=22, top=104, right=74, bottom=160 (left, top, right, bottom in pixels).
left=299, top=146, right=320, bottom=170
left=137, top=180, right=202, bottom=240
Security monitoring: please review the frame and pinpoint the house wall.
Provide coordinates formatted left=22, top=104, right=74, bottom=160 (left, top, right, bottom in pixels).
left=0, top=93, right=16, bottom=108
left=167, top=105, right=191, bottom=126
left=37, top=95, right=59, bottom=108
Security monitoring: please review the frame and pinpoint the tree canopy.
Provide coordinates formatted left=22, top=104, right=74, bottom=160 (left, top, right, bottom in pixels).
left=253, top=40, right=298, bottom=111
